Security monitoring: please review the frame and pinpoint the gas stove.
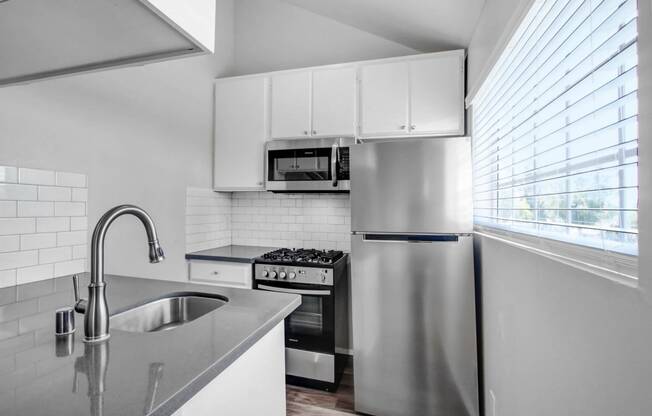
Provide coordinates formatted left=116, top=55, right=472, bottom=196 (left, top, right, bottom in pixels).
left=253, top=247, right=349, bottom=391
left=254, top=248, right=346, bottom=286
left=257, top=248, right=345, bottom=267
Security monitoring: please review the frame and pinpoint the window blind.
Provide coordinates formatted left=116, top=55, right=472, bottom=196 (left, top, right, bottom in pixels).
left=472, top=0, right=639, bottom=255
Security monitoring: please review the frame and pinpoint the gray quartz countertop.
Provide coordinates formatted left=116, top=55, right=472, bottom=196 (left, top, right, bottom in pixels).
left=0, top=273, right=300, bottom=416
left=185, top=245, right=277, bottom=263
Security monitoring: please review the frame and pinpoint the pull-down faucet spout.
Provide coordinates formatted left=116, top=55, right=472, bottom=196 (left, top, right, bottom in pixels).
left=75, top=205, right=165, bottom=342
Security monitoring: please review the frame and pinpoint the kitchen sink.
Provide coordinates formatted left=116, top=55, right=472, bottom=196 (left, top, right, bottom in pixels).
left=110, top=292, right=228, bottom=333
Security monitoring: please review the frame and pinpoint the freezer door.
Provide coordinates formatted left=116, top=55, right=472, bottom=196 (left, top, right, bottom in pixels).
left=351, top=138, right=473, bottom=233
left=351, top=233, right=478, bottom=416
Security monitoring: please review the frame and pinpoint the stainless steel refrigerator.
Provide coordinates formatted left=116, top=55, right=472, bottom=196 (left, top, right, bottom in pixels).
left=350, top=138, right=478, bottom=416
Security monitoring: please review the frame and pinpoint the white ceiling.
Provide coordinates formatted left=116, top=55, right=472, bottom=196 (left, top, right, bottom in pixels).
left=281, top=0, right=486, bottom=52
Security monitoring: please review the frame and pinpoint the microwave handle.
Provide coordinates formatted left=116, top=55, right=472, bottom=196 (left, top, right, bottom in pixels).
left=331, top=143, right=339, bottom=187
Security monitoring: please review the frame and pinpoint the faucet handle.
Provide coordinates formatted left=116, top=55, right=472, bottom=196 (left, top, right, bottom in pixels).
left=72, top=274, right=87, bottom=314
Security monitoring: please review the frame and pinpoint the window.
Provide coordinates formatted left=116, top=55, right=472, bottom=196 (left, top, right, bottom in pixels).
left=471, top=0, right=639, bottom=259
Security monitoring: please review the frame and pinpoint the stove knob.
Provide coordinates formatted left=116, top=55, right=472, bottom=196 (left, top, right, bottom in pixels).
left=262, top=270, right=268, bottom=277
left=321, top=274, right=326, bottom=283
left=279, top=271, right=287, bottom=279
left=269, top=271, right=277, bottom=279
left=288, top=272, right=296, bottom=280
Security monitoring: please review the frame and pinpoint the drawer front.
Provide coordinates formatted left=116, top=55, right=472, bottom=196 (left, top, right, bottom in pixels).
left=188, top=260, right=253, bottom=289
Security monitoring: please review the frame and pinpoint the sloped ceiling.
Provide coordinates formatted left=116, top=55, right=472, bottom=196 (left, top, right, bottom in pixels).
left=281, top=0, right=485, bottom=52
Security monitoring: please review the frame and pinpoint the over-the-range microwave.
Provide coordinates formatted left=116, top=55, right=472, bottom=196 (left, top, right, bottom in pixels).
left=265, top=137, right=355, bottom=192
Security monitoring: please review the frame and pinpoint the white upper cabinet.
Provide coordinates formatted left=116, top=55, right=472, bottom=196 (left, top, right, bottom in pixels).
left=359, top=61, right=409, bottom=137
left=409, top=53, right=464, bottom=135
left=214, top=76, right=269, bottom=191
left=359, top=50, right=465, bottom=138
left=270, top=72, right=312, bottom=139
left=0, top=0, right=216, bottom=87
left=212, top=51, right=466, bottom=191
left=311, top=67, right=357, bottom=137
left=270, top=66, right=356, bottom=139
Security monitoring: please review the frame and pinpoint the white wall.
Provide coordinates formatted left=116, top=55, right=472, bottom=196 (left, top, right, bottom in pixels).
left=232, top=0, right=417, bottom=75
left=466, top=0, right=533, bottom=100
left=0, top=0, right=236, bottom=282
left=0, top=0, right=415, bottom=284
left=468, top=1, right=652, bottom=415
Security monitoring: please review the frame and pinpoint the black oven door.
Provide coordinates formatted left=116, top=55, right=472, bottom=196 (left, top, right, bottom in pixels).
left=255, top=281, right=335, bottom=354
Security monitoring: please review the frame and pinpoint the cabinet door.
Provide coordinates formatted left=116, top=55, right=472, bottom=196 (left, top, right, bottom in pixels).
left=409, top=54, right=464, bottom=135
left=213, top=76, right=268, bottom=190
left=311, top=66, right=356, bottom=137
left=270, top=71, right=311, bottom=139
left=359, top=61, right=409, bottom=137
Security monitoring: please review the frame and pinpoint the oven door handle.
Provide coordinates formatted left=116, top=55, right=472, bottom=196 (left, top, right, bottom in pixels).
left=331, top=143, right=339, bottom=187
left=257, top=284, right=332, bottom=296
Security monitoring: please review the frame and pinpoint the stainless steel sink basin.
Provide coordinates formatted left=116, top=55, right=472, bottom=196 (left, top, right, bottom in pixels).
left=110, top=292, right=228, bottom=333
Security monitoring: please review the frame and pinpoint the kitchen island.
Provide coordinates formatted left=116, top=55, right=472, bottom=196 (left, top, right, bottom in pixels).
left=0, top=273, right=300, bottom=416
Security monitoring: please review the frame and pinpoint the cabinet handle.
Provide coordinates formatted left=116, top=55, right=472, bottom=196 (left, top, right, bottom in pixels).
left=303, top=130, right=309, bottom=135
left=399, top=125, right=406, bottom=130
left=312, top=130, right=317, bottom=135
left=212, top=271, right=220, bottom=275
left=410, top=124, right=416, bottom=130
left=257, top=181, right=263, bottom=186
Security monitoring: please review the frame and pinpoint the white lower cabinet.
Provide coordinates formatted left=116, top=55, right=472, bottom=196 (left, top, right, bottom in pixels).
left=172, top=322, right=286, bottom=416
left=188, top=260, right=253, bottom=289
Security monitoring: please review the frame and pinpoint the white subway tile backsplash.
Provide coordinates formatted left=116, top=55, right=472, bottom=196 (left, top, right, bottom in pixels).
left=70, top=217, right=88, bottom=231
left=57, top=231, right=86, bottom=246
left=189, top=190, right=351, bottom=253
left=0, top=270, right=16, bottom=288
left=0, top=201, right=16, bottom=217
left=0, top=251, right=38, bottom=270
left=71, top=188, right=88, bottom=202
left=185, top=188, right=232, bottom=252
left=39, top=246, right=72, bottom=264
left=54, top=260, right=85, bottom=277
left=72, top=245, right=87, bottom=260
left=20, top=233, right=57, bottom=250
left=36, top=217, right=69, bottom=233
left=230, top=192, right=351, bottom=251
left=55, top=172, right=87, bottom=188
left=0, top=184, right=37, bottom=201
left=17, top=201, right=54, bottom=217
left=0, top=166, right=18, bottom=184
left=0, top=236, right=19, bottom=254
left=37, top=186, right=71, bottom=201
left=18, top=168, right=55, bottom=186
left=54, top=202, right=85, bottom=217
left=0, top=218, right=35, bottom=236
left=0, top=166, right=88, bottom=286
left=16, top=264, right=54, bottom=285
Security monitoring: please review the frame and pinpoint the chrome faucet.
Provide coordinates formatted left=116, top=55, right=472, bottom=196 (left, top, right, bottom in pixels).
left=74, top=205, right=165, bottom=342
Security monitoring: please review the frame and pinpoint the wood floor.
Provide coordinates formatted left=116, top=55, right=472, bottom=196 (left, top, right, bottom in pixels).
left=286, top=361, right=357, bottom=415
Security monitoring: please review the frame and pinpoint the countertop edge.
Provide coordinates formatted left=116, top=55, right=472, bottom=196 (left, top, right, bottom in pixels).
left=151, top=296, right=301, bottom=416
left=184, top=253, right=254, bottom=264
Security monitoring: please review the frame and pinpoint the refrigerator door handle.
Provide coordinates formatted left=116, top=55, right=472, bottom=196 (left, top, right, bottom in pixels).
left=362, top=234, right=461, bottom=243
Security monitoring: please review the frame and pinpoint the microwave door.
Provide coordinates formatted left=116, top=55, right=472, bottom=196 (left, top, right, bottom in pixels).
left=265, top=138, right=353, bottom=192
